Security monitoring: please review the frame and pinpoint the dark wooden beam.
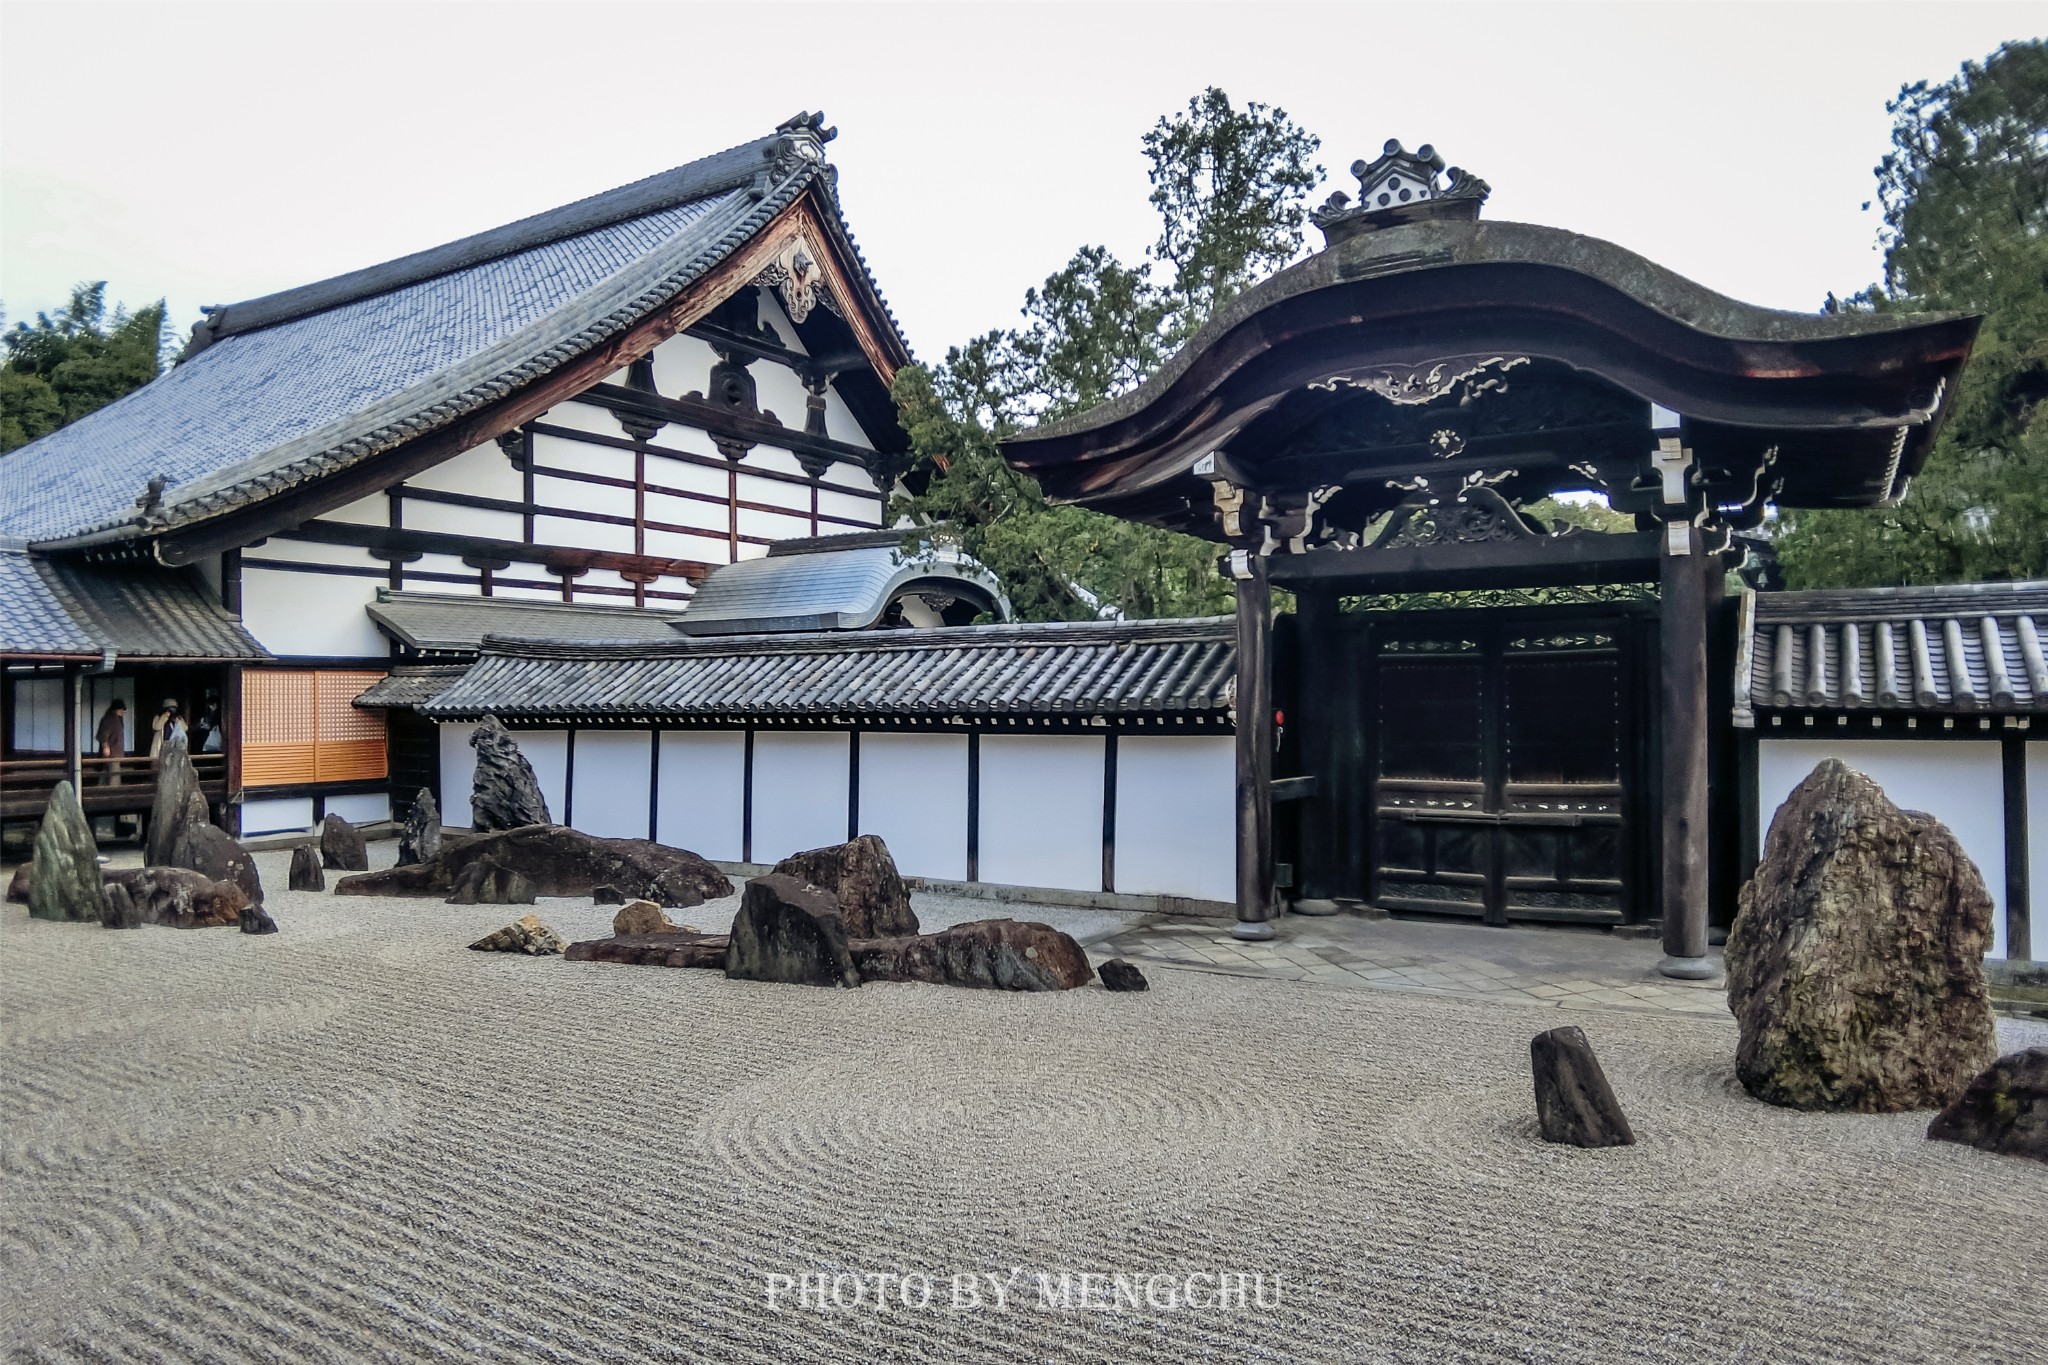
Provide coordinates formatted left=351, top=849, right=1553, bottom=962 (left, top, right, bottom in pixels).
left=1234, top=556, right=1277, bottom=939
left=2004, top=735, right=2031, bottom=962
left=580, top=382, right=876, bottom=477
left=1658, top=534, right=1713, bottom=976
left=1267, top=530, right=1662, bottom=592
left=276, top=520, right=713, bottom=584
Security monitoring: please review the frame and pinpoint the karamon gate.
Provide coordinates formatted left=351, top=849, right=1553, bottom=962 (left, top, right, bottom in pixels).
left=1003, top=140, right=1978, bottom=978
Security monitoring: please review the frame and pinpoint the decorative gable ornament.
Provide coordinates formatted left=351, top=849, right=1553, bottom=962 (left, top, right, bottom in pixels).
left=756, top=232, right=840, bottom=325
left=1313, top=139, right=1491, bottom=246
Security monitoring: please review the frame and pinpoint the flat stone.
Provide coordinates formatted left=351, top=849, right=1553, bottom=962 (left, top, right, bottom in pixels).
left=612, top=900, right=676, bottom=935
left=287, top=844, right=325, bottom=892
left=1530, top=1025, right=1636, bottom=1147
left=27, top=779, right=108, bottom=923
left=334, top=825, right=729, bottom=907
left=1927, top=1048, right=2048, bottom=1164
left=320, top=813, right=370, bottom=871
left=239, top=903, right=279, bottom=935
left=726, top=874, right=858, bottom=988
left=564, top=931, right=728, bottom=969
left=469, top=914, right=567, bottom=955
left=397, top=788, right=442, bottom=867
left=445, top=861, right=536, bottom=906
left=469, top=715, right=551, bottom=831
left=1097, top=958, right=1149, bottom=992
left=103, top=867, right=248, bottom=928
left=1727, top=759, right=1998, bottom=1112
left=769, top=835, right=917, bottom=938
left=852, top=919, right=1094, bottom=992
left=143, top=738, right=202, bottom=868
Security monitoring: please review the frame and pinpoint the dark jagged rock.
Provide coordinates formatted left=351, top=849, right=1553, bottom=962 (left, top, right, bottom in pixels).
left=334, top=825, right=729, bottom=907
left=770, top=835, right=918, bottom=938
left=1727, top=759, right=1998, bottom=1112
left=239, top=903, right=279, bottom=935
left=102, top=882, right=141, bottom=929
left=469, top=715, right=551, bottom=832
left=726, top=874, right=859, bottom=988
left=170, top=795, right=264, bottom=907
left=445, top=860, right=536, bottom=905
left=852, top=919, right=1094, bottom=992
left=7, top=862, right=32, bottom=903
left=1097, top=959, right=1149, bottom=992
left=103, top=867, right=248, bottom=928
left=593, top=884, right=626, bottom=905
left=565, top=931, right=729, bottom=969
left=288, top=844, right=325, bottom=892
left=397, top=788, right=442, bottom=867
left=469, top=914, right=566, bottom=954
left=320, top=813, right=369, bottom=872
left=28, top=781, right=109, bottom=923
left=1530, top=1025, right=1636, bottom=1148
left=143, top=738, right=201, bottom=868
left=1927, top=1048, right=2048, bottom=1164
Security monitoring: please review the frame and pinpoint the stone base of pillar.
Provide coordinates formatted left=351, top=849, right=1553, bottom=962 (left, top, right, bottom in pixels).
left=1290, top=898, right=1341, bottom=917
left=1656, top=954, right=1720, bottom=982
left=1231, top=920, right=1278, bottom=942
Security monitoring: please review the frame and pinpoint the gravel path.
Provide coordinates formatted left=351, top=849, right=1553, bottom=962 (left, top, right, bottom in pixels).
left=2, top=846, right=2042, bottom=1363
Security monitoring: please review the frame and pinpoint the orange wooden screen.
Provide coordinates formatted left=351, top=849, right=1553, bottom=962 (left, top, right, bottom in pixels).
left=241, top=669, right=388, bottom=787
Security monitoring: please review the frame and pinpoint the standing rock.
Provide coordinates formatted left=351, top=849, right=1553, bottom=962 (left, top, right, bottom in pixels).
left=852, top=919, right=1094, bottom=992
left=613, top=899, right=677, bottom=935
left=1927, top=1048, right=2048, bottom=1164
left=1727, top=759, right=1998, bottom=1112
left=770, top=835, right=918, bottom=938
left=6, top=863, right=32, bottom=902
left=103, top=867, right=247, bottom=928
left=320, top=813, right=369, bottom=871
left=726, top=874, right=859, bottom=988
left=445, top=860, right=536, bottom=906
left=1530, top=1025, right=1636, bottom=1148
left=102, top=882, right=141, bottom=930
left=1098, top=959, right=1149, bottom=992
left=239, top=903, right=279, bottom=935
left=397, top=789, right=442, bottom=867
left=27, top=780, right=109, bottom=923
left=469, top=914, right=568, bottom=955
left=170, top=794, right=264, bottom=907
left=288, top=844, right=325, bottom=892
left=143, top=737, right=202, bottom=868
left=469, top=715, right=551, bottom=831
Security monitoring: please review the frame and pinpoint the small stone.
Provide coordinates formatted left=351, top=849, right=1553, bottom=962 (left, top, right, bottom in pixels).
left=469, top=914, right=566, bottom=955
left=397, top=788, right=443, bottom=867
left=239, top=903, right=279, bottom=935
left=770, top=835, right=917, bottom=938
left=26, top=780, right=108, bottom=923
left=6, top=863, right=32, bottom=903
left=1098, top=959, right=1149, bottom=992
left=1530, top=1025, right=1635, bottom=1148
left=469, top=715, right=551, bottom=831
left=726, top=874, right=859, bottom=988
left=102, top=882, right=141, bottom=930
left=593, top=883, right=626, bottom=905
left=320, top=813, right=369, bottom=871
left=143, top=738, right=202, bottom=868
left=1927, top=1048, right=2048, bottom=1164
left=288, top=844, right=325, bottom=892
left=613, top=899, right=676, bottom=935
left=851, top=919, right=1094, bottom=992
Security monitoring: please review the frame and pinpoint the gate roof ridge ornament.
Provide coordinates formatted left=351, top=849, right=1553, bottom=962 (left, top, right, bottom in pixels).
left=1313, top=138, right=1492, bottom=247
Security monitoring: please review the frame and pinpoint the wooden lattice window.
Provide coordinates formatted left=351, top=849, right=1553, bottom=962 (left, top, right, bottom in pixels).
left=241, top=669, right=388, bottom=787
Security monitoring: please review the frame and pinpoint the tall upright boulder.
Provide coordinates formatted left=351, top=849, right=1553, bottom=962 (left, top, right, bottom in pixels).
left=726, top=874, right=859, bottom=988
left=397, top=788, right=442, bottom=867
left=320, top=813, right=369, bottom=871
left=771, top=835, right=918, bottom=938
left=143, top=737, right=202, bottom=867
left=27, top=780, right=109, bottom=923
left=1727, top=759, right=1998, bottom=1112
left=170, top=790, right=264, bottom=906
left=470, top=715, right=551, bottom=832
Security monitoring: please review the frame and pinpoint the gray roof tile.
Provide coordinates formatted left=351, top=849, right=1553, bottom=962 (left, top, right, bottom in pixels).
left=366, top=590, right=687, bottom=656
left=0, top=548, right=270, bottom=659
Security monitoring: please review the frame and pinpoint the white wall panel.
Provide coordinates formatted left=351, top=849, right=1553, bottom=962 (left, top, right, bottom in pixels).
left=645, top=527, right=733, bottom=564
left=751, top=732, right=849, bottom=863
left=2029, top=742, right=2046, bottom=961
left=737, top=507, right=814, bottom=543
left=403, top=440, right=525, bottom=501
left=978, top=735, right=1104, bottom=893
left=11, top=678, right=63, bottom=751
left=857, top=733, right=969, bottom=881
left=642, top=451, right=728, bottom=498
left=533, top=472, right=633, bottom=518
left=645, top=490, right=731, bottom=533
left=750, top=363, right=812, bottom=434
left=401, top=501, right=524, bottom=541
left=646, top=332, right=722, bottom=399
left=241, top=796, right=314, bottom=836
left=657, top=730, right=746, bottom=861
left=533, top=515, right=633, bottom=553
left=1758, top=739, right=2010, bottom=957
left=327, top=792, right=391, bottom=826
left=531, top=430, right=636, bottom=481
left=1114, top=736, right=1235, bottom=902
left=321, top=490, right=391, bottom=527
left=734, top=470, right=812, bottom=513
left=242, top=566, right=385, bottom=658
left=491, top=582, right=566, bottom=602
left=817, top=487, right=883, bottom=527
left=738, top=447, right=809, bottom=481
left=517, top=730, right=570, bottom=824
left=644, top=422, right=724, bottom=462
left=571, top=730, right=654, bottom=839
left=257, top=536, right=384, bottom=568
left=535, top=400, right=627, bottom=439
left=439, top=723, right=478, bottom=828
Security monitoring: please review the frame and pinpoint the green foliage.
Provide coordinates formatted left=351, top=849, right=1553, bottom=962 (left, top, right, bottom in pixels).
left=893, top=89, right=1320, bottom=621
left=1775, top=39, right=2047, bottom=588
left=1, top=282, right=169, bottom=453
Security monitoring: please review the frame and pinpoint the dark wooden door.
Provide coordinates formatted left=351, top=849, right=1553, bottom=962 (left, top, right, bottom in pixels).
left=1368, top=615, right=1634, bottom=926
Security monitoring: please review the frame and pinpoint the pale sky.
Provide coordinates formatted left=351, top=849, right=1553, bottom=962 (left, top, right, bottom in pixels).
left=1, top=1, right=2039, bottom=363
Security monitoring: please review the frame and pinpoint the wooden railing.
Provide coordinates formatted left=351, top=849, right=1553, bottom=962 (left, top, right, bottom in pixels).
left=0, top=753, right=229, bottom=819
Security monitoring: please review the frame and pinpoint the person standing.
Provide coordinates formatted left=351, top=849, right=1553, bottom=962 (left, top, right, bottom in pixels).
left=94, top=699, right=128, bottom=785
left=149, top=699, right=184, bottom=759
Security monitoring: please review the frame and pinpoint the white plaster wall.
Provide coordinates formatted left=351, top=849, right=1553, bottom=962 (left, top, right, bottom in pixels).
left=978, top=735, right=1104, bottom=894
left=534, top=399, right=627, bottom=441
left=400, top=500, right=524, bottom=542
left=2030, top=741, right=2046, bottom=961
left=571, top=730, right=654, bottom=839
left=516, top=730, right=570, bottom=824
left=438, top=722, right=479, bottom=829
left=241, top=565, right=385, bottom=658
left=326, top=792, right=391, bottom=826
left=1758, top=739, right=2011, bottom=958
left=1114, top=736, right=1235, bottom=903
left=402, top=440, right=526, bottom=501
left=657, top=730, right=746, bottom=861
left=320, top=489, right=392, bottom=528
left=817, top=486, right=883, bottom=527
left=750, top=731, right=849, bottom=863
left=534, top=514, right=634, bottom=553
left=241, top=796, right=313, bottom=837
left=645, top=331, right=723, bottom=401
left=857, top=733, right=969, bottom=881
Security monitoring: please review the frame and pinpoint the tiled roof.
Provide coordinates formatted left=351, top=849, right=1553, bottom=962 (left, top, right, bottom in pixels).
left=0, top=120, right=901, bottom=550
left=1736, top=581, right=2048, bottom=722
left=417, top=618, right=1235, bottom=724
left=676, top=536, right=1009, bottom=635
left=366, top=590, right=687, bottom=656
left=0, top=548, right=271, bottom=660
left=352, top=665, right=470, bottom=710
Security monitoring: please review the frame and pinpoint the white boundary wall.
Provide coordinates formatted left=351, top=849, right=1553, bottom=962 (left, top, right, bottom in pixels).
left=858, top=734, right=969, bottom=882
left=657, top=731, right=746, bottom=861
left=750, top=732, right=850, bottom=863
left=978, top=735, right=1105, bottom=894
left=2032, top=741, right=2046, bottom=961
left=569, top=731, right=653, bottom=839
left=1115, top=736, right=1236, bottom=903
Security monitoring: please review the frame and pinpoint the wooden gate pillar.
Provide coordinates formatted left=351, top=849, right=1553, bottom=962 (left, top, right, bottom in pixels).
left=1233, top=551, right=1278, bottom=940
left=1658, top=525, right=1715, bottom=978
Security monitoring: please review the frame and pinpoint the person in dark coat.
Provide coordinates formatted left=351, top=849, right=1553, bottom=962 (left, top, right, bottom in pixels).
left=94, top=700, right=128, bottom=785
